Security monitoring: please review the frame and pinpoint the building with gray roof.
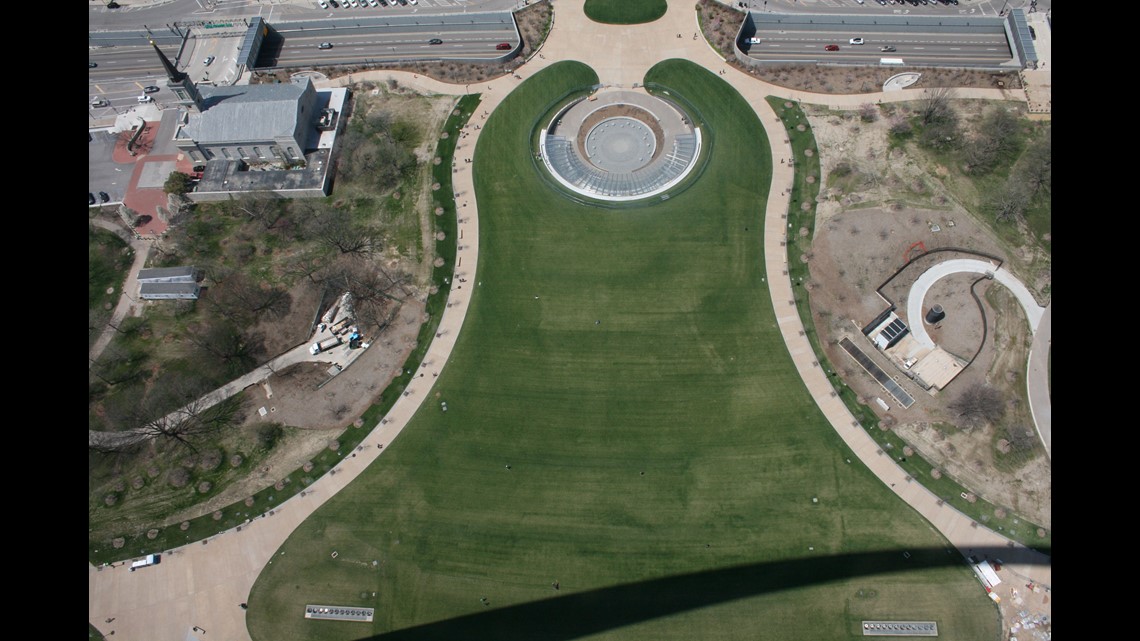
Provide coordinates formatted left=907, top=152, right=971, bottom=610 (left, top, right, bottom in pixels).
left=140, top=282, right=201, bottom=301
left=137, top=266, right=198, bottom=284
left=172, top=76, right=321, bottom=167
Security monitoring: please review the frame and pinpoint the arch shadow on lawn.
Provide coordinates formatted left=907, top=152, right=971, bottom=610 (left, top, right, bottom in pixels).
left=363, top=546, right=1048, bottom=640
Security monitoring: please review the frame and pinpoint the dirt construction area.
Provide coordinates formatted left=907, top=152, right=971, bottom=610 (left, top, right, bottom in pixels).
left=802, top=100, right=1050, bottom=530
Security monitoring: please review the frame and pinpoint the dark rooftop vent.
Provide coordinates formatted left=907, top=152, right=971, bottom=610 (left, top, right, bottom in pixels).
left=925, top=304, right=945, bottom=324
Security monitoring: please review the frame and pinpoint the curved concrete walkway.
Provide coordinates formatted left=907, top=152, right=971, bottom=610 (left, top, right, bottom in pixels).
left=89, top=218, right=151, bottom=366
left=903, top=259, right=1052, bottom=457
left=89, top=3, right=1048, bottom=639
left=906, top=259, right=1047, bottom=350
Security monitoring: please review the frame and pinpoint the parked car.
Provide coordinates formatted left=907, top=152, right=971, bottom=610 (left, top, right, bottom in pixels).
left=89, top=193, right=97, bottom=206
left=824, top=44, right=840, bottom=51
left=368, top=0, right=379, bottom=6
left=99, top=191, right=111, bottom=203
left=318, top=0, right=329, bottom=7
left=428, top=38, right=443, bottom=45
left=496, top=42, right=512, bottom=50
left=879, top=45, right=897, bottom=52
left=203, top=55, right=215, bottom=66
left=319, top=42, right=334, bottom=49
left=143, top=85, right=160, bottom=93
left=849, top=37, right=865, bottom=45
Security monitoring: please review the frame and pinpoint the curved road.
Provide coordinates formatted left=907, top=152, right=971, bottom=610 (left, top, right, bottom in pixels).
left=88, top=2, right=1050, bottom=639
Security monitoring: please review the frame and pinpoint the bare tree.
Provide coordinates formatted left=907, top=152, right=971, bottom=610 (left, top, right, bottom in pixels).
left=230, top=191, right=288, bottom=230
left=888, top=115, right=912, bottom=137
left=321, top=258, right=410, bottom=331
left=1013, top=126, right=1051, bottom=196
left=917, top=86, right=957, bottom=126
left=303, top=207, right=383, bottom=256
left=133, top=397, right=242, bottom=451
left=182, top=319, right=265, bottom=377
left=89, top=342, right=146, bottom=386
left=280, top=248, right=334, bottom=284
left=205, top=273, right=291, bottom=325
left=89, top=374, right=242, bottom=452
left=1002, top=423, right=1039, bottom=454
left=962, top=106, right=1020, bottom=175
left=947, top=383, right=1006, bottom=429
left=986, top=178, right=1032, bottom=223
left=858, top=102, right=878, bottom=123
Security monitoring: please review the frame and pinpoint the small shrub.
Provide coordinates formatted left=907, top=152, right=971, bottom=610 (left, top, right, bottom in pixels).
left=256, top=424, right=283, bottom=451
left=199, top=449, right=224, bottom=471
left=168, top=467, right=191, bottom=488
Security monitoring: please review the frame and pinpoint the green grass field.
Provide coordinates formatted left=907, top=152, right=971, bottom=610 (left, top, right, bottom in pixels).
left=247, top=60, right=999, bottom=641
left=583, top=0, right=668, bottom=24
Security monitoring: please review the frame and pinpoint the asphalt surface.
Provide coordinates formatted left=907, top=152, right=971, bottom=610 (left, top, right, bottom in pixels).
left=88, top=1, right=1051, bottom=639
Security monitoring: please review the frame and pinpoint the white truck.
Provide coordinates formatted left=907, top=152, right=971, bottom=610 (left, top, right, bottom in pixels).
left=130, top=553, right=161, bottom=571
left=309, top=335, right=343, bottom=355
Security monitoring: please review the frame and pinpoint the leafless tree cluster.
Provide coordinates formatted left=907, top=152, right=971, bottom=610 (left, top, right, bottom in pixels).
left=182, top=317, right=267, bottom=377
left=961, top=106, right=1019, bottom=176
left=985, top=124, right=1050, bottom=223
left=947, top=383, right=1006, bottom=429
left=231, top=191, right=291, bottom=231
left=858, top=103, right=878, bottom=123
left=320, top=256, right=413, bottom=331
left=210, top=272, right=291, bottom=321
left=1000, top=424, right=1039, bottom=454
left=300, top=202, right=386, bottom=257
left=916, top=87, right=960, bottom=151
left=89, top=377, right=245, bottom=452
left=338, top=111, right=419, bottom=192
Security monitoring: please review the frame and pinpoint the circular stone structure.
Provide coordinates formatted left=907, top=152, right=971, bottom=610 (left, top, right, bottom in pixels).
left=539, top=88, right=702, bottom=202
left=585, top=117, right=657, bottom=172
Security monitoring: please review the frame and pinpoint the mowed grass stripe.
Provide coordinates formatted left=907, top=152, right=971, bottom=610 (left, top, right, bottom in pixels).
left=247, top=60, right=998, bottom=641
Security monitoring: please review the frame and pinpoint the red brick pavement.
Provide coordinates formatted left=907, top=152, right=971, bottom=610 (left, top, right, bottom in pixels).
left=110, top=120, right=196, bottom=237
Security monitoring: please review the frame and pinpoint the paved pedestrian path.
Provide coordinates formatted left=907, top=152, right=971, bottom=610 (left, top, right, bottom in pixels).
left=89, top=3, right=1048, bottom=639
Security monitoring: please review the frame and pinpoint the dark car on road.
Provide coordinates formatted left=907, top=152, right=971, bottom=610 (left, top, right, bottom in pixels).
left=428, top=38, right=443, bottom=45
left=824, top=44, right=840, bottom=51
left=99, top=191, right=111, bottom=203
left=319, top=42, right=334, bottom=49
left=496, top=42, right=512, bottom=50
left=143, top=85, right=160, bottom=93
